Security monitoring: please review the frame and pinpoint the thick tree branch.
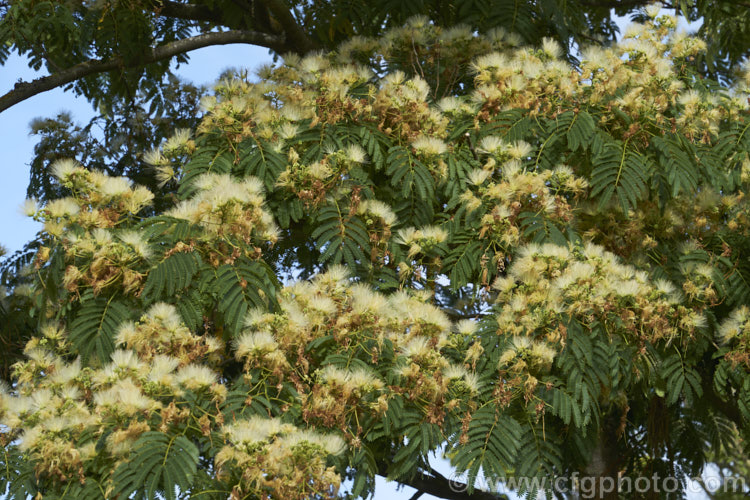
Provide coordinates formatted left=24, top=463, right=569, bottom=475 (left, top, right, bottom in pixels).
left=151, top=1, right=225, bottom=24
left=378, top=464, right=507, bottom=500
left=0, top=30, right=285, bottom=113
left=577, top=0, right=663, bottom=7
left=575, top=0, right=682, bottom=10
left=259, top=0, right=319, bottom=53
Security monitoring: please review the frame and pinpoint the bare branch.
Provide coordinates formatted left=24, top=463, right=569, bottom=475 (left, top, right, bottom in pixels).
left=0, top=30, right=285, bottom=113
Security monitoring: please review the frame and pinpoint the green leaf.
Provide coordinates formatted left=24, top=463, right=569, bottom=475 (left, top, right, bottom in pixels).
left=652, top=135, right=699, bottom=198
left=312, top=204, right=370, bottom=267
left=519, top=211, right=567, bottom=245
left=549, top=387, right=583, bottom=428
left=590, top=137, right=648, bottom=212
left=238, top=140, right=287, bottom=190
left=660, top=353, right=702, bottom=406
left=444, top=237, right=482, bottom=289
left=215, top=258, right=277, bottom=336
left=515, top=424, right=563, bottom=496
left=1, top=445, right=37, bottom=500
left=69, top=295, right=131, bottom=364
left=450, top=406, right=522, bottom=492
left=386, top=146, right=434, bottom=201
left=112, top=432, right=199, bottom=500
left=566, top=111, right=595, bottom=152
left=141, top=251, right=200, bottom=304
left=482, top=109, right=533, bottom=142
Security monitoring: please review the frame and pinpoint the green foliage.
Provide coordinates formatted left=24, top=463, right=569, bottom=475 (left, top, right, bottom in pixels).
left=112, top=432, right=199, bottom=500
left=514, top=425, right=564, bottom=494
left=660, top=352, right=703, bottom=406
left=0, top=446, right=32, bottom=499
left=0, top=242, right=36, bottom=379
left=69, top=294, right=132, bottom=364
left=556, top=323, right=607, bottom=428
left=5, top=11, right=750, bottom=500
left=25, top=79, right=204, bottom=212
left=214, top=258, right=277, bottom=336
left=141, top=252, right=201, bottom=304
left=312, top=206, right=370, bottom=267
left=449, top=407, right=522, bottom=491
left=590, top=136, right=648, bottom=212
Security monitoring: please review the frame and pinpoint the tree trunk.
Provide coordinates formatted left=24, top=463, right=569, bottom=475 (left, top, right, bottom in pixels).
left=581, top=417, right=622, bottom=499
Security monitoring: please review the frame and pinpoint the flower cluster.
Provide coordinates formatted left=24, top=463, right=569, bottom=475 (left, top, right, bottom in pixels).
left=277, top=144, right=367, bottom=206
left=0, top=296, right=358, bottom=499
left=396, top=225, right=449, bottom=258
left=22, top=163, right=156, bottom=295
left=198, top=56, right=371, bottom=144
left=24, top=160, right=154, bottom=237
left=116, top=302, right=224, bottom=366
left=143, top=128, right=196, bottom=187
left=215, top=416, right=346, bottom=500
left=357, top=199, right=397, bottom=258
left=461, top=158, right=587, bottom=252
left=718, top=307, right=750, bottom=369
left=167, top=172, right=280, bottom=245
left=469, top=8, right=732, bottom=146
left=373, top=71, right=448, bottom=140
left=234, top=266, right=478, bottom=433
left=25, top=163, right=280, bottom=302
left=486, top=242, right=706, bottom=403
left=1, top=318, right=225, bottom=484
left=493, top=242, right=703, bottom=362
left=60, top=228, right=151, bottom=296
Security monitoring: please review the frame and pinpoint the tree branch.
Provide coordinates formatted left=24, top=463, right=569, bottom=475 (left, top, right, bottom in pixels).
left=259, top=0, right=319, bottom=53
left=0, top=30, right=285, bottom=113
left=151, top=1, right=225, bottom=24
left=378, top=464, right=507, bottom=500
left=577, top=0, right=672, bottom=8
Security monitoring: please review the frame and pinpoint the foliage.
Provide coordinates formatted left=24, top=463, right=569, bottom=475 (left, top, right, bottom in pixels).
left=4, top=9, right=750, bottom=499
left=24, top=76, right=205, bottom=211
left=0, top=243, right=36, bottom=381
left=0, top=0, right=617, bottom=110
left=2, top=0, right=749, bottom=106
left=4, top=0, right=750, bottom=242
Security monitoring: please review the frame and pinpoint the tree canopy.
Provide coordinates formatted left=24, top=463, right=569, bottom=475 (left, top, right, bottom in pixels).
left=3, top=8, right=750, bottom=499
left=3, top=0, right=750, bottom=232
left=2, top=0, right=750, bottom=114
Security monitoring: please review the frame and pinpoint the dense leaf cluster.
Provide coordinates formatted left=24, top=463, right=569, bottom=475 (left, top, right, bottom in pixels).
left=4, top=10, right=750, bottom=499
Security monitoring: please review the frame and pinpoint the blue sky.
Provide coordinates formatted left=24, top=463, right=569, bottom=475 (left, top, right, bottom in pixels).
left=0, top=12, right=716, bottom=500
